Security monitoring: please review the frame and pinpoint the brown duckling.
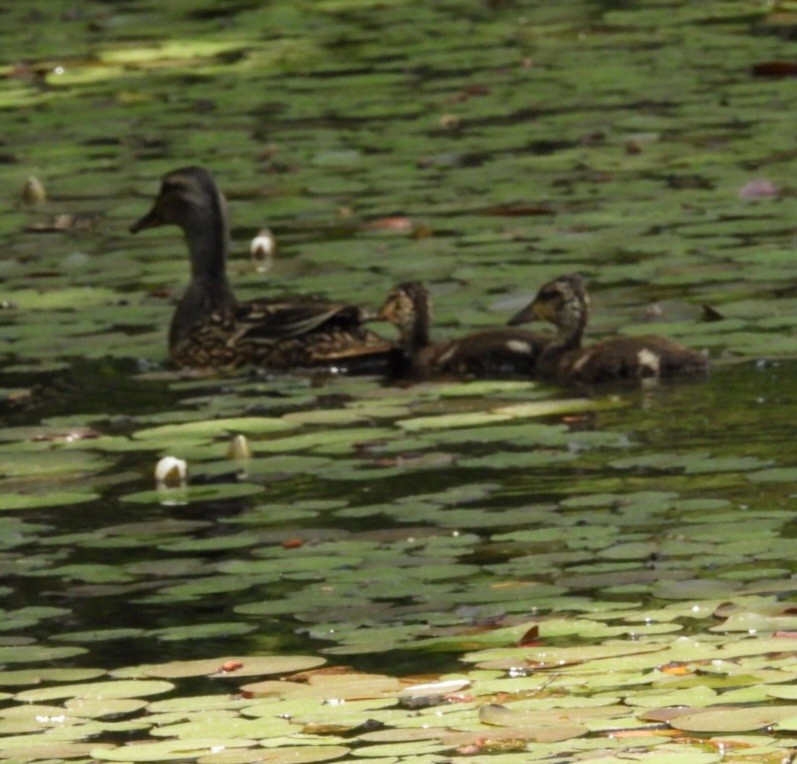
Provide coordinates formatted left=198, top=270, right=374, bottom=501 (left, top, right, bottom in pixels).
left=130, top=166, right=392, bottom=372
left=378, top=281, right=548, bottom=379
left=508, top=273, right=708, bottom=385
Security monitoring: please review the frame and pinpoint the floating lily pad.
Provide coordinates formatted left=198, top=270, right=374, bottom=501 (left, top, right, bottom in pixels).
left=0, top=645, right=86, bottom=664
left=92, top=738, right=257, bottom=762
left=133, top=417, right=297, bottom=442
left=0, top=667, right=105, bottom=686
left=14, top=679, right=175, bottom=703
left=198, top=745, right=351, bottom=764
left=122, top=655, right=326, bottom=680
left=150, top=713, right=296, bottom=741
left=397, top=411, right=512, bottom=431
left=0, top=491, right=99, bottom=511
left=150, top=621, right=257, bottom=642
left=50, top=627, right=147, bottom=643
left=65, top=696, right=149, bottom=718
left=6, top=286, right=118, bottom=311
left=667, top=704, right=797, bottom=732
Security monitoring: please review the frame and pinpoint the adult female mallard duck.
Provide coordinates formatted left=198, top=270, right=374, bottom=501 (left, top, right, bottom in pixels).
left=130, top=166, right=392, bottom=371
left=507, top=273, right=708, bottom=385
left=377, top=281, right=547, bottom=379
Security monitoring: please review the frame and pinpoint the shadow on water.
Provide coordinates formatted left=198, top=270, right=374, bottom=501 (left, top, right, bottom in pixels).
left=0, top=358, right=181, bottom=426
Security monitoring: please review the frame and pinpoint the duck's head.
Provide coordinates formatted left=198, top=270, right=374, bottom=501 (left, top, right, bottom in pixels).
left=130, top=166, right=226, bottom=234
left=379, top=281, right=428, bottom=329
left=378, top=281, right=431, bottom=346
left=508, top=273, right=589, bottom=335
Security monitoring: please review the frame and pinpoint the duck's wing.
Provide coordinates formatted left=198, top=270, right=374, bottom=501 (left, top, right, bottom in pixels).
left=172, top=298, right=393, bottom=371
left=235, top=299, right=367, bottom=341
left=233, top=299, right=394, bottom=368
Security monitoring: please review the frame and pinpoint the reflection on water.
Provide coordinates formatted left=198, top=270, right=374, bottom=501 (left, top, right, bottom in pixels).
left=2, top=359, right=796, bottom=676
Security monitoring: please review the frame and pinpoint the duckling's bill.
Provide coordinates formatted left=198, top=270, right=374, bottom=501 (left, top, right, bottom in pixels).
left=508, top=297, right=546, bottom=326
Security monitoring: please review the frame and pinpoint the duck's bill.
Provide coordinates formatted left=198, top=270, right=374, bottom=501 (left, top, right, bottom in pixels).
left=376, top=301, right=397, bottom=323
left=129, top=206, right=163, bottom=233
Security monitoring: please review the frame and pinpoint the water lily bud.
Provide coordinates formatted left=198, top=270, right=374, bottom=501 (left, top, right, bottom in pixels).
left=227, top=434, right=252, bottom=460
left=249, top=228, right=276, bottom=273
left=22, top=176, right=46, bottom=205
left=154, top=455, right=188, bottom=486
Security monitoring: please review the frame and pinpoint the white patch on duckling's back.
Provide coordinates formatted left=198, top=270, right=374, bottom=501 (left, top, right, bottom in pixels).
left=637, top=348, right=661, bottom=377
left=436, top=344, right=458, bottom=365
left=571, top=350, right=594, bottom=372
left=506, top=339, right=534, bottom=355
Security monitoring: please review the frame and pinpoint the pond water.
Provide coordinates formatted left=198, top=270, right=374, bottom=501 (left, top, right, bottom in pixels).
left=2, top=1, right=797, bottom=762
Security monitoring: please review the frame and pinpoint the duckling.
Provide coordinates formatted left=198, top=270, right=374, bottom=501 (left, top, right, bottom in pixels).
left=130, top=167, right=392, bottom=372
left=378, top=281, right=547, bottom=379
left=507, top=273, right=708, bottom=385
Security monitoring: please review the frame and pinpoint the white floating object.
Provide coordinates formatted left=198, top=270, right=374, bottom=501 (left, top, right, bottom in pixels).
left=249, top=227, right=276, bottom=273
left=400, top=678, right=471, bottom=698
left=154, top=455, right=188, bottom=487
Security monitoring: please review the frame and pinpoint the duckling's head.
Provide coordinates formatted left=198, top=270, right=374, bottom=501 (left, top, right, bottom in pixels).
left=378, top=281, right=431, bottom=347
left=508, top=273, right=589, bottom=336
left=130, top=166, right=226, bottom=235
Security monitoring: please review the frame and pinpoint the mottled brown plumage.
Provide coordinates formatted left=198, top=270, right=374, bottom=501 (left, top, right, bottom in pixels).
left=130, top=167, right=392, bottom=372
left=378, top=281, right=547, bottom=379
left=508, top=273, right=708, bottom=385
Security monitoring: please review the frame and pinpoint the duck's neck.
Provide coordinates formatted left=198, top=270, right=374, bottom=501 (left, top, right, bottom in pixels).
left=399, top=303, right=431, bottom=355
left=540, top=301, right=587, bottom=363
left=186, top=196, right=235, bottom=302
left=170, top=199, right=237, bottom=350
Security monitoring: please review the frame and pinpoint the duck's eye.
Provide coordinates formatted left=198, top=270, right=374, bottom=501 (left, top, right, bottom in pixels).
left=161, top=179, right=187, bottom=194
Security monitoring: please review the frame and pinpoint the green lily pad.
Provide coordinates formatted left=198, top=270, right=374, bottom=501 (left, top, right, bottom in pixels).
left=134, top=417, right=297, bottom=441
left=122, top=655, right=326, bottom=680
left=0, top=667, right=105, bottom=686
left=0, top=491, right=99, bottom=511
left=667, top=704, right=797, bottom=732
left=198, top=745, right=351, bottom=764
left=14, top=679, right=175, bottom=703
left=92, top=738, right=257, bottom=762
left=150, top=622, right=257, bottom=642
left=397, top=411, right=512, bottom=431
left=65, top=696, right=149, bottom=718
left=0, top=645, right=87, bottom=664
